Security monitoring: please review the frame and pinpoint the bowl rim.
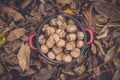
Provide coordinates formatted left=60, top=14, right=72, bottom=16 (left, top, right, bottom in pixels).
left=36, top=14, right=87, bottom=64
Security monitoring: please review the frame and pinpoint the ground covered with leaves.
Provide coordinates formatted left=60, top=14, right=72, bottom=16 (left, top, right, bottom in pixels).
left=0, top=0, right=120, bottom=80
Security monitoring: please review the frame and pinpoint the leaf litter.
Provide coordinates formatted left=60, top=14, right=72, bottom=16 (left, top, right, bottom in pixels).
left=0, top=0, right=120, bottom=80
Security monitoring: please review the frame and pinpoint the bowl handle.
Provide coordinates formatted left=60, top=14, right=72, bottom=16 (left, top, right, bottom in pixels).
left=29, top=33, right=38, bottom=50
left=85, top=28, right=94, bottom=45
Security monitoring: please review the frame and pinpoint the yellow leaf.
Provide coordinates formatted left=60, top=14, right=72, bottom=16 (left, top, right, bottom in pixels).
left=0, top=33, right=6, bottom=46
left=57, top=0, right=72, bottom=5
left=63, top=9, right=75, bottom=15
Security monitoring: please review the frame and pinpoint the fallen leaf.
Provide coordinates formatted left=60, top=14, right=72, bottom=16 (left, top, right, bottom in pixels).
left=22, top=68, right=37, bottom=76
left=0, top=4, right=24, bottom=21
left=7, top=28, right=26, bottom=41
left=57, top=0, right=76, bottom=9
left=3, top=40, right=22, bottom=54
left=0, top=33, right=6, bottom=46
left=91, top=43, right=97, bottom=54
left=74, top=65, right=85, bottom=75
left=0, top=63, right=4, bottom=75
left=62, top=9, right=75, bottom=15
left=93, top=2, right=120, bottom=21
left=2, top=53, right=18, bottom=66
left=112, top=69, right=120, bottom=80
left=32, top=68, right=53, bottom=80
left=17, top=43, right=31, bottom=71
left=96, top=28, right=108, bottom=39
left=113, top=58, right=120, bottom=68
left=94, top=40, right=106, bottom=56
left=21, top=0, right=32, bottom=9
left=0, top=18, right=6, bottom=32
left=104, top=46, right=116, bottom=63
left=0, top=73, right=12, bottom=80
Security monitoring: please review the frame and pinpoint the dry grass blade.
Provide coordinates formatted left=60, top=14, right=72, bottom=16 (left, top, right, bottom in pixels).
left=17, top=43, right=31, bottom=71
left=0, top=4, right=24, bottom=21
left=7, top=28, right=26, bottom=41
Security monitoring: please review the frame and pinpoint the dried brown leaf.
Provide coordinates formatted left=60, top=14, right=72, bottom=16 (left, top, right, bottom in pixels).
left=91, top=43, right=97, bottom=54
left=104, top=46, right=116, bottom=63
left=74, top=65, right=85, bottom=75
left=21, top=0, right=32, bottom=9
left=94, top=40, right=106, bottom=55
left=0, top=63, right=4, bottom=75
left=0, top=4, right=24, bottom=21
left=22, top=68, right=37, bottom=76
left=96, top=28, right=108, bottom=39
left=7, top=28, right=26, bottom=41
left=32, top=68, right=53, bottom=80
left=112, top=69, right=120, bottom=80
left=0, top=18, right=6, bottom=32
left=17, top=43, right=31, bottom=71
left=62, top=9, right=76, bottom=15
left=93, top=2, right=120, bottom=21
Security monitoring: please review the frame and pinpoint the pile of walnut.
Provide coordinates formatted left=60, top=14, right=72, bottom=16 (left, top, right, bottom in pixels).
left=38, top=15, right=84, bottom=63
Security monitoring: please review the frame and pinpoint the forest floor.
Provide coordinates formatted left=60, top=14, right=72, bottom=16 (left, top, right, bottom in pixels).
left=0, top=0, right=120, bottom=80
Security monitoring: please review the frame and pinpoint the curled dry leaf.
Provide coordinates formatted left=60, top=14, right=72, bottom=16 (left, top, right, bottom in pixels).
left=96, top=28, right=108, bottom=39
left=62, top=9, right=75, bottom=15
left=17, top=43, right=31, bottom=71
left=7, top=28, right=26, bottom=41
left=104, top=46, right=116, bottom=63
left=94, top=40, right=105, bottom=56
left=0, top=4, right=24, bottom=21
left=74, top=65, right=85, bottom=75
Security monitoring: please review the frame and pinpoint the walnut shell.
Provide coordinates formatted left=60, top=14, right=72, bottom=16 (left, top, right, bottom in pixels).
left=47, top=51, right=55, bottom=59
left=51, top=33, right=60, bottom=43
left=63, top=54, right=72, bottom=63
left=46, top=27, right=55, bottom=36
left=41, top=45, right=49, bottom=53
left=66, top=42, right=75, bottom=50
left=57, top=15, right=65, bottom=21
left=66, top=24, right=77, bottom=33
left=46, top=39, right=54, bottom=48
left=70, top=48, right=80, bottom=58
left=38, top=35, right=46, bottom=44
left=52, top=46, right=62, bottom=55
left=77, top=31, right=84, bottom=40
left=56, top=53, right=63, bottom=61
left=50, top=18, right=57, bottom=26
left=42, top=24, right=50, bottom=32
left=56, top=29, right=66, bottom=38
left=67, top=19, right=75, bottom=25
left=76, top=40, right=84, bottom=48
left=67, top=33, right=76, bottom=41
left=56, top=39, right=66, bottom=47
